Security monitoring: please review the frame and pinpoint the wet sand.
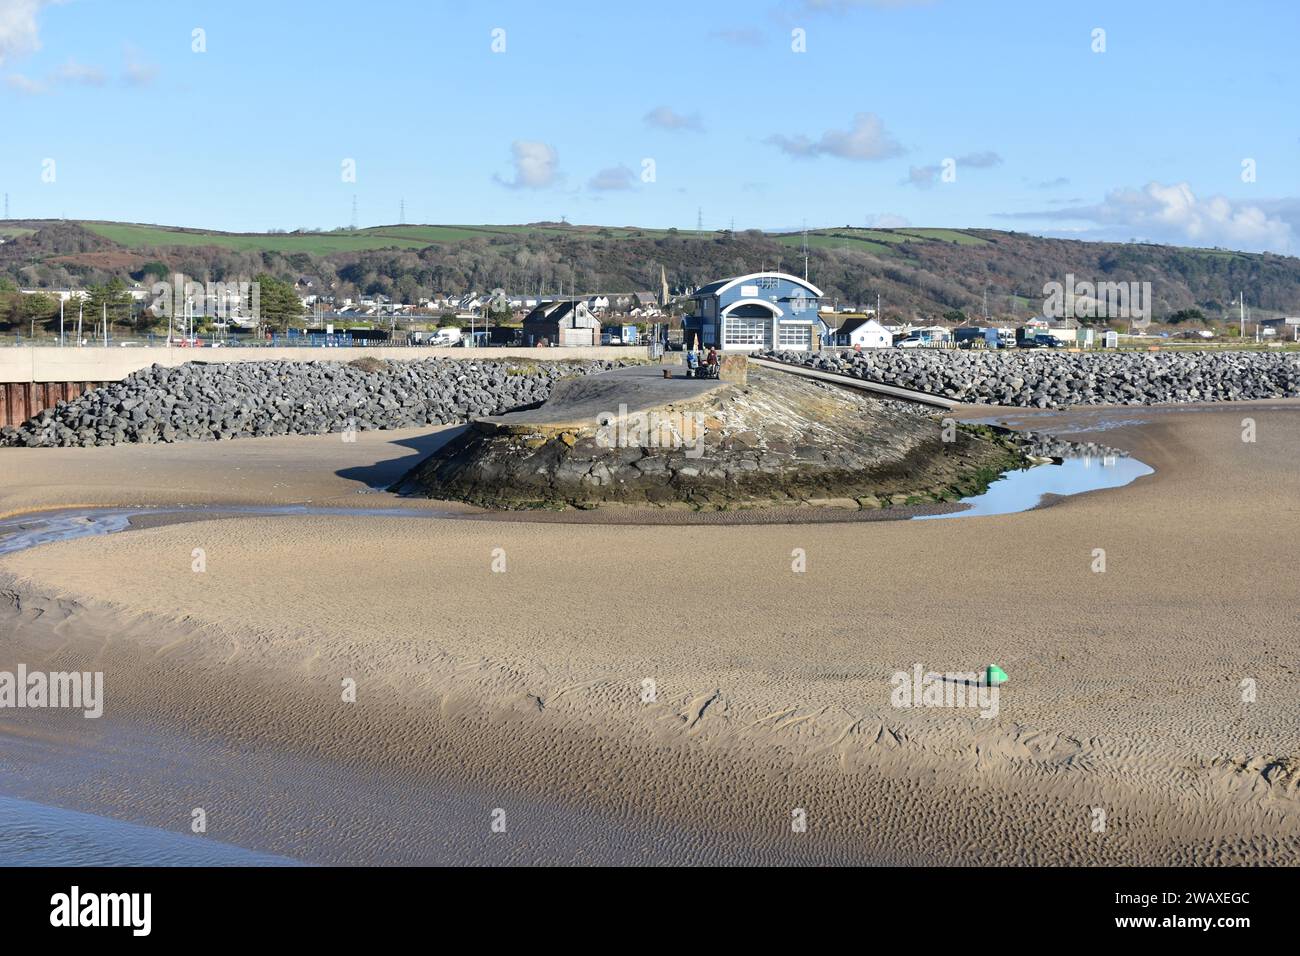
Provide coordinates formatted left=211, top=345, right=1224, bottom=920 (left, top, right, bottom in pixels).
left=1, top=401, right=1298, bottom=864
left=0, top=423, right=472, bottom=516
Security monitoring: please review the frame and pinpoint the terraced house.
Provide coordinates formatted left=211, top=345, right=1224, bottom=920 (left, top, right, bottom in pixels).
left=684, top=272, right=826, bottom=352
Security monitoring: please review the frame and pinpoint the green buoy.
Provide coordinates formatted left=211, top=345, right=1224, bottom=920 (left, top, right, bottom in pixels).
left=986, top=664, right=1008, bottom=686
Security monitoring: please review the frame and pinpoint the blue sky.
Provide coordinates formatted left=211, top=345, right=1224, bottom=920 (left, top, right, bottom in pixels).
left=2, top=0, right=1298, bottom=252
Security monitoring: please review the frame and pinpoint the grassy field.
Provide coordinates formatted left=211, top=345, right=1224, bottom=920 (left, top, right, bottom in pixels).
left=78, top=220, right=1003, bottom=256
left=775, top=233, right=898, bottom=256
left=893, top=228, right=991, bottom=245
left=772, top=226, right=990, bottom=258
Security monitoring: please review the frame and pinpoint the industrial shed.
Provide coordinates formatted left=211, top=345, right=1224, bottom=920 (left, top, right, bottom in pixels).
left=521, top=300, right=602, bottom=347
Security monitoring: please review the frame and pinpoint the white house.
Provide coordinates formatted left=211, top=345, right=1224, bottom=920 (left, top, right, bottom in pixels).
left=834, top=317, right=892, bottom=348
left=457, top=293, right=484, bottom=313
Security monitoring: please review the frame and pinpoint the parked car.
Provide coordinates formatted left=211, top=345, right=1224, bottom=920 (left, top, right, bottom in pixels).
left=1015, top=328, right=1066, bottom=349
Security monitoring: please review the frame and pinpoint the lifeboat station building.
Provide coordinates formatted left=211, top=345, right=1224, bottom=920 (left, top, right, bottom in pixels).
left=684, top=272, right=825, bottom=352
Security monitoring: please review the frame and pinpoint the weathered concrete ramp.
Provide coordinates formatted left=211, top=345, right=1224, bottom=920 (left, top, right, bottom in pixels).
left=478, top=364, right=725, bottom=432
left=748, top=356, right=958, bottom=410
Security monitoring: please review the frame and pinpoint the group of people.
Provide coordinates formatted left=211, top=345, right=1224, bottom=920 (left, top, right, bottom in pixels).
left=685, top=345, right=719, bottom=378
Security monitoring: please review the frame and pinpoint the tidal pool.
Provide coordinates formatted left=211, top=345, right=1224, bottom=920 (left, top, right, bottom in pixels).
left=914, top=453, right=1153, bottom=520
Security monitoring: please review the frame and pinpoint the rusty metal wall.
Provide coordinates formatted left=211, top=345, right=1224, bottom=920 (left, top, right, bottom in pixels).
left=0, top=382, right=99, bottom=429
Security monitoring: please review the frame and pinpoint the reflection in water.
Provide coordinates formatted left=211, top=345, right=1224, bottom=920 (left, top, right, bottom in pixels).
left=915, top=453, right=1153, bottom=520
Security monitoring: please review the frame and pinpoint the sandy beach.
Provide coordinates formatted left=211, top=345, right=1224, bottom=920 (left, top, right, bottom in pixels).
left=2, top=402, right=1298, bottom=864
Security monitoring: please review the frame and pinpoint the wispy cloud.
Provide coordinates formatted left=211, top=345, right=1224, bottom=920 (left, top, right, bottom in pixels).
left=709, top=28, right=764, bottom=46
left=588, top=165, right=635, bottom=191
left=55, top=56, right=104, bottom=86
left=493, top=140, right=560, bottom=189
left=121, top=45, right=157, bottom=86
left=959, top=150, right=1002, bottom=169
left=5, top=70, right=44, bottom=93
left=4, top=45, right=158, bottom=95
left=904, top=165, right=941, bottom=188
left=644, top=105, right=703, bottom=132
left=904, top=151, right=1002, bottom=188
left=766, top=112, right=904, bottom=161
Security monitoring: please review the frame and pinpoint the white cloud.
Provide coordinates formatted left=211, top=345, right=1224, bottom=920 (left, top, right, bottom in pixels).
left=588, top=165, right=635, bottom=191
left=644, top=105, right=703, bottom=132
left=0, top=0, right=55, bottom=65
left=494, top=140, right=560, bottom=189
left=766, top=112, right=904, bottom=161
left=999, top=181, right=1296, bottom=253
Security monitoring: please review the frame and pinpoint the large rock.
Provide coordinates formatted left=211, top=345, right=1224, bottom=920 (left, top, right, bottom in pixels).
left=765, top=348, right=1300, bottom=408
